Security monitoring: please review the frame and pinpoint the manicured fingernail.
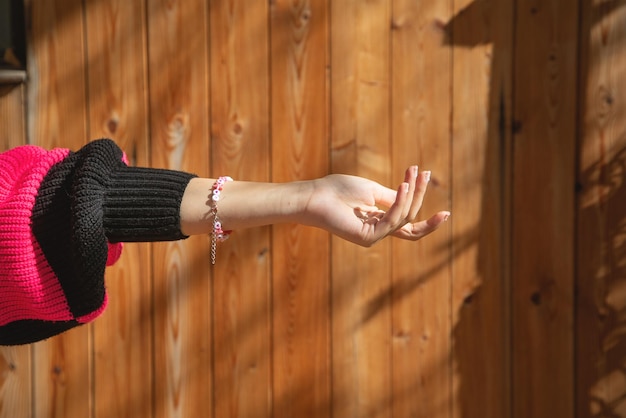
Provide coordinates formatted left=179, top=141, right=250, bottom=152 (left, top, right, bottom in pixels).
left=424, top=171, right=431, bottom=183
left=442, top=212, right=450, bottom=221
left=413, top=166, right=419, bottom=176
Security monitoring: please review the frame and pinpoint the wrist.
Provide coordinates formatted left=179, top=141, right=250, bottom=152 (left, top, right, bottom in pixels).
left=179, top=177, right=316, bottom=236
left=282, top=179, right=316, bottom=226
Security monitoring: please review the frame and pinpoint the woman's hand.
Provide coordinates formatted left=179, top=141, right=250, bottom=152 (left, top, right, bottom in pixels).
left=302, top=166, right=449, bottom=247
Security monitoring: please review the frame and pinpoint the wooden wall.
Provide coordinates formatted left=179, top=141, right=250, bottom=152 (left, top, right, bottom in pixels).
left=0, top=0, right=625, bottom=417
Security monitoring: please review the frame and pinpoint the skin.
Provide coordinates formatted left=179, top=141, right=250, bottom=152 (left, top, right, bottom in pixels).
left=179, top=166, right=450, bottom=247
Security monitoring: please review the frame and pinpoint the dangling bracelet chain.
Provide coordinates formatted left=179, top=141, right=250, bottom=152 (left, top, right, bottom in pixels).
left=210, top=176, right=233, bottom=265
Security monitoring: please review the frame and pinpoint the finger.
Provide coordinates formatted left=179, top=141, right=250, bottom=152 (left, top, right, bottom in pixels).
left=399, top=166, right=419, bottom=221
left=392, top=211, right=450, bottom=241
left=376, top=181, right=411, bottom=236
left=373, top=165, right=417, bottom=209
left=406, top=170, right=431, bottom=222
left=372, top=166, right=420, bottom=209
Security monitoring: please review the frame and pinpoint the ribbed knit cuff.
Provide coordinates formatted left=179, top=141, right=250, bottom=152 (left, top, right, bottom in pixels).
left=103, top=166, right=196, bottom=243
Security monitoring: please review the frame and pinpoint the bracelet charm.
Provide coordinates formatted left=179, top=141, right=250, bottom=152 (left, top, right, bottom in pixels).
left=210, top=176, right=233, bottom=264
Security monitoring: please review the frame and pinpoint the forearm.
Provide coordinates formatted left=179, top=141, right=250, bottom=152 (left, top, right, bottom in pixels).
left=179, top=177, right=314, bottom=236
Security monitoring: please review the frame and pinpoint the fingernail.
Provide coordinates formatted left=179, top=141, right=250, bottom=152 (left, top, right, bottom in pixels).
left=412, top=166, right=419, bottom=176
left=442, top=212, right=450, bottom=221
left=424, top=171, right=431, bottom=183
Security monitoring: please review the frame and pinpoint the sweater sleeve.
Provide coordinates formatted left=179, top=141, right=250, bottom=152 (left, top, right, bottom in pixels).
left=0, top=139, right=196, bottom=345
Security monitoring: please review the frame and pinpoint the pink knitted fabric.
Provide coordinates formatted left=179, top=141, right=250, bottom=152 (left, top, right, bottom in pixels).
left=0, top=145, right=120, bottom=326
left=1, top=139, right=194, bottom=345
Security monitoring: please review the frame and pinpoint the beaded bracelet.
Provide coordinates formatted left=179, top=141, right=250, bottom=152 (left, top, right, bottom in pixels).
left=210, top=176, right=233, bottom=264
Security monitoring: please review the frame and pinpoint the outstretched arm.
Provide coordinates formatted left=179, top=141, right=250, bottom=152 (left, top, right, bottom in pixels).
left=180, top=166, right=449, bottom=247
left=0, top=139, right=449, bottom=345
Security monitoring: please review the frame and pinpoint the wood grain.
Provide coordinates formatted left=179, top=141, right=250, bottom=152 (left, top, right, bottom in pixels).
left=0, top=85, right=26, bottom=150
left=0, top=85, right=30, bottom=418
left=209, top=0, right=272, bottom=416
left=270, top=1, right=331, bottom=417
left=84, top=1, right=153, bottom=417
left=390, top=1, right=452, bottom=417
left=330, top=0, right=393, bottom=417
left=26, top=0, right=88, bottom=150
left=147, top=0, right=212, bottom=417
left=450, top=0, right=513, bottom=417
left=26, top=1, right=93, bottom=417
left=577, top=1, right=626, bottom=417
left=3, top=1, right=624, bottom=417
left=512, top=0, right=578, bottom=416
left=0, top=346, right=30, bottom=418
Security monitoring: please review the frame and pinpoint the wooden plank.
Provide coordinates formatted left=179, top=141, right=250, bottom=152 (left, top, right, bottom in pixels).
left=209, top=0, right=272, bottom=417
left=0, top=85, right=26, bottom=150
left=390, top=0, right=452, bottom=417
left=449, top=0, right=513, bottom=417
left=26, top=0, right=88, bottom=150
left=26, top=1, right=93, bottom=417
left=511, top=0, right=578, bottom=416
left=270, top=1, right=331, bottom=417
left=0, top=346, right=30, bottom=418
left=329, top=0, right=393, bottom=417
left=83, top=1, right=153, bottom=417
left=0, top=85, right=31, bottom=418
left=146, top=0, right=212, bottom=417
left=576, top=2, right=626, bottom=417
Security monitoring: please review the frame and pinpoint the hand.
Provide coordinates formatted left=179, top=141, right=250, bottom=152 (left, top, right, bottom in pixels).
left=303, top=166, right=450, bottom=247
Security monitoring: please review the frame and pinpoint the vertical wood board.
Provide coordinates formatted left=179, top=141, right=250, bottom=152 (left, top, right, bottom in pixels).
left=450, top=0, right=513, bottom=417
left=147, top=0, right=212, bottom=416
left=0, top=85, right=26, bottom=150
left=330, top=0, right=393, bottom=417
left=270, top=0, right=331, bottom=417
left=512, top=0, right=578, bottom=416
left=26, top=1, right=93, bottom=417
left=84, top=1, right=153, bottom=417
left=390, top=0, right=452, bottom=417
left=209, top=0, right=272, bottom=416
left=576, top=2, right=626, bottom=417
left=0, top=85, right=30, bottom=418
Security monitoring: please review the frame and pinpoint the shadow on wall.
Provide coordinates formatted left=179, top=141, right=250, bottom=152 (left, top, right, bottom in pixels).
left=579, top=146, right=626, bottom=416
left=443, top=0, right=513, bottom=416
left=577, top=2, right=626, bottom=417
left=445, top=0, right=626, bottom=417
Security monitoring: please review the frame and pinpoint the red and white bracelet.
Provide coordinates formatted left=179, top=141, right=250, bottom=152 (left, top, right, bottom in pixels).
left=210, top=176, right=233, bottom=264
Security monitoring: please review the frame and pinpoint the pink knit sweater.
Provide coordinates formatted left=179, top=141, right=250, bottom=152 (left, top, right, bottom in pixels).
left=0, top=139, right=194, bottom=345
left=0, top=145, right=119, bottom=328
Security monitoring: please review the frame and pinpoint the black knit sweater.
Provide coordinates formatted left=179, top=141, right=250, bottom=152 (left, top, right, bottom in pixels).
left=0, top=139, right=195, bottom=345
